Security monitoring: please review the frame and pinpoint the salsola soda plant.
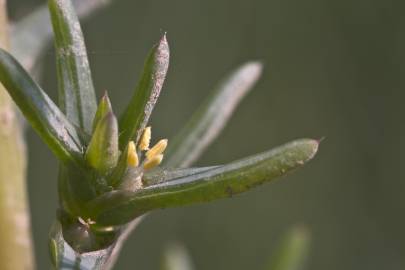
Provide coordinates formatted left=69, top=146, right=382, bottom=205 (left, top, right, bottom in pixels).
left=0, top=0, right=319, bottom=269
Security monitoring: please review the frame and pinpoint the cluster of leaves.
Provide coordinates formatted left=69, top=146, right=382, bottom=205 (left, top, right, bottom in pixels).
left=0, top=0, right=319, bottom=269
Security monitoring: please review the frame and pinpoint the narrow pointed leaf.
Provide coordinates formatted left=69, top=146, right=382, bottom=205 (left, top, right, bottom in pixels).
left=49, top=0, right=97, bottom=134
left=92, top=92, right=113, bottom=132
left=165, top=61, right=262, bottom=168
left=0, top=48, right=83, bottom=164
left=108, top=144, right=130, bottom=188
left=86, top=112, right=119, bottom=174
left=267, top=226, right=310, bottom=270
left=58, top=165, right=82, bottom=218
left=11, top=0, right=113, bottom=71
left=119, top=35, right=169, bottom=149
left=58, top=164, right=97, bottom=218
left=142, top=166, right=219, bottom=186
left=87, top=139, right=319, bottom=226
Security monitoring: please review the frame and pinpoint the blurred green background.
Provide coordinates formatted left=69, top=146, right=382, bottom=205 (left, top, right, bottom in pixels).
left=8, top=0, right=402, bottom=269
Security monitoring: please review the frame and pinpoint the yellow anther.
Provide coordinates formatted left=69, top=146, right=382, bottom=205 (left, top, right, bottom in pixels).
left=143, top=154, right=163, bottom=170
left=139, top=126, right=151, bottom=151
left=86, top=218, right=96, bottom=225
left=78, top=217, right=96, bottom=227
left=127, top=141, right=139, bottom=167
left=145, top=139, right=168, bottom=160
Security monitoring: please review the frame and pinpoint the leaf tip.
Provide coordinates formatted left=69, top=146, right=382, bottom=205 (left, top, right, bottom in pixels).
left=239, top=60, right=263, bottom=85
left=160, top=32, right=168, bottom=47
left=316, top=136, right=326, bottom=144
left=92, top=93, right=113, bottom=132
left=245, top=60, right=264, bottom=76
left=101, top=92, right=112, bottom=109
left=101, top=90, right=110, bottom=101
left=305, top=138, right=320, bottom=161
left=156, top=32, right=170, bottom=62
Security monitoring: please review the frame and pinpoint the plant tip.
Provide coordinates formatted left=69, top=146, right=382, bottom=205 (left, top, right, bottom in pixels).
left=158, top=32, right=169, bottom=50
left=161, top=31, right=167, bottom=42
left=316, top=136, right=326, bottom=144
left=308, top=138, right=320, bottom=159
left=247, top=60, right=264, bottom=71
left=101, top=90, right=109, bottom=99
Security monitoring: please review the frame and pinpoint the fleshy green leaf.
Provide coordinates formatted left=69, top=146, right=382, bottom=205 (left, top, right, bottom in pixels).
left=86, top=112, right=119, bottom=174
left=49, top=0, right=97, bottom=134
left=118, top=34, right=170, bottom=149
left=142, top=166, right=219, bottom=186
left=0, top=48, right=83, bottom=164
left=87, top=139, right=319, bottom=226
left=58, top=164, right=97, bottom=218
left=92, top=92, right=113, bottom=133
left=266, top=226, right=310, bottom=270
left=165, top=61, right=263, bottom=168
left=107, top=143, right=131, bottom=188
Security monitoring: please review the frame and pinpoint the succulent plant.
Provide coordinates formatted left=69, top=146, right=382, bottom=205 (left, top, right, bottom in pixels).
left=0, top=0, right=319, bottom=269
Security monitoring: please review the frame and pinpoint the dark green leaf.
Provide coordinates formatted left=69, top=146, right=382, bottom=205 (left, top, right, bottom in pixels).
left=86, top=112, right=119, bottom=174
left=107, top=143, right=130, bottom=188
left=49, top=0, right=97, bottom=135
left=118, top=34, right=169, bottom=149
left=58, top=164, right=97, bottom=218
left=92, top=92, right=112, bottom=133
left=142, top=166, right=219, bottom=186
left=87, top=139, right=319, bottom=226
left=0, top=48, right=83, bottom=164
left=165, top=61, right=262, bottom=168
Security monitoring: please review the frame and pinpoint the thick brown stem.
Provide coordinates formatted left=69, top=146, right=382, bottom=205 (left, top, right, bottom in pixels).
left=0, top=0, right=35, bottom=269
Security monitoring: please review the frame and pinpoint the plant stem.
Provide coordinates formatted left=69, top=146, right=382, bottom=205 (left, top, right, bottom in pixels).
left=0, top=1, right=34, bottom=269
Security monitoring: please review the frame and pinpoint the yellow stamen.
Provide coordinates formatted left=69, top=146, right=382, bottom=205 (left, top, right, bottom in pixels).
left=139, top=126, right=151, bottom=151
left=86, top=218, right=96, bottom=225
left=145, top=139, right=168, bottom=160
left=143, top=154, right=163, bottom=170
left=127, top=141, right=139, bottom=167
